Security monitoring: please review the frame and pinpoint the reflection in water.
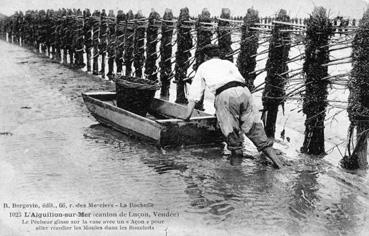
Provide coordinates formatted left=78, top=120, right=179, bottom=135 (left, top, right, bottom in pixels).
left=85, top=125, right=369, bottom=235
left=287, top=168, right=320, bottom=234
left=289, top=169, right=320, bottom=220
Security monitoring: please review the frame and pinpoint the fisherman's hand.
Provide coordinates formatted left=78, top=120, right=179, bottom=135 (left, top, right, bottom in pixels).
left=262, top=147, right=285, bottom=169
left=182, top=116, right=191, bottom=122
left=183, top=100, right=196, bottom=122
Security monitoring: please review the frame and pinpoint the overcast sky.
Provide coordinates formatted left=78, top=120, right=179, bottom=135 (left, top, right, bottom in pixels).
left=0, top=0, right=367, bottom=18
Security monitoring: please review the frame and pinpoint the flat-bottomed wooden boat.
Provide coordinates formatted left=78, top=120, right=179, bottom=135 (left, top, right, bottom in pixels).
left=82, top=91, right=223, bottom=147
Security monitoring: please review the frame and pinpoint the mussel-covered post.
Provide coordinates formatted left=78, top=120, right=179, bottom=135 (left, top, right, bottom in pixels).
left=145, top=10, right=161, bottom=81
left=124, top=10, right=135, bottom=76
left=217, top=8, right=233, bottom=62
left=194, top=8, right=212, bottom=71
left=45, top=10, right=53, bottom=56
left=344, top=9, right=369, bottom=169
left=61, top=11, right=68, bottom=64
left=0, top=18, right=4, bottom=40
left=23, top=12, right=32, bottom=48
left=262, top=9, right=291, bottom=138
left=133, top=10, right=146, bottom=78
left=159, top=9, right=174, bottom=98
left=99, top=9, right=108, bottom=78
left=106, top=10, right=116, bottom=78
left=193, top=8, right=213, bottom=110
left=38, top=10, right=47, bottom=53
left=175, top=7, right=193, bottom=104
left=66, top=10, right=75, bottom=65
left=236, top=8, right=259, bottom=91
left=51, top=12, right=60, bottom=60
left=74, top=10, right=85, bottom=68
left=83, top=9, right=92, bottom=72
left=115, top=10, right=126, bottom=75
left=92, top=10, right=100, bottom=75
left=301, top=7, right=334, bottom=155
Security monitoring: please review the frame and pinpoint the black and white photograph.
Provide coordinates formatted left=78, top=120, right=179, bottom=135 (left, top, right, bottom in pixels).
left=0, top=0, right=369, bottom=235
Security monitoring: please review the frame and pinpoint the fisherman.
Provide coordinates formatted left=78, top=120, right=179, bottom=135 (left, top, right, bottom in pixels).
left=184, top=44, right=284, bottom=168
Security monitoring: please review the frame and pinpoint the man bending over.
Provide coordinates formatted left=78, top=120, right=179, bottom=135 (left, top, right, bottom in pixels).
left=184, top=44, right=284, bottom=169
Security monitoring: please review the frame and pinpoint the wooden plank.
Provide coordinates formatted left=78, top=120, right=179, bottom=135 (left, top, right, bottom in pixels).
left=155, top=116, right=215, bottom=123
left=84, top=91, right=116, bottom=101
left=150, top=99, right=212, bottom=119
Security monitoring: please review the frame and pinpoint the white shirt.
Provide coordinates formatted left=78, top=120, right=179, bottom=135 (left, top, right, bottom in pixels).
left=187, top=58, right=245, bottom=102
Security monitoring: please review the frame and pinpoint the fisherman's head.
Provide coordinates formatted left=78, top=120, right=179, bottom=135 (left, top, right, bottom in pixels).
left=202, top=44, right=220, bottom=61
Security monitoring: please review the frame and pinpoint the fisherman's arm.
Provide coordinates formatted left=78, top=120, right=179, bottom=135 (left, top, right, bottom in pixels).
left=184, top=69, right=205, bottom=121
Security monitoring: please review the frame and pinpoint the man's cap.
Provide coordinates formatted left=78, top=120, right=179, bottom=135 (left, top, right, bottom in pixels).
left=201, top=44, right=219, bottom=51
left=201, top=44, right=220, bottom=57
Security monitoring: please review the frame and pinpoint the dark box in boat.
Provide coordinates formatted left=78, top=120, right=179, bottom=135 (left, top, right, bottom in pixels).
left=115, top=76, right=160, bottom=116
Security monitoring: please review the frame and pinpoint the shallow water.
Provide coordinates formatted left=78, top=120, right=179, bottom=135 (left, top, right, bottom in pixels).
left=1, top=40, right=369, bottom=236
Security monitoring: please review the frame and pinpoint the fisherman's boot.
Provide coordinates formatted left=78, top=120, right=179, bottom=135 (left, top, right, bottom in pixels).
left=262, top=147, right=284, bottom=169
